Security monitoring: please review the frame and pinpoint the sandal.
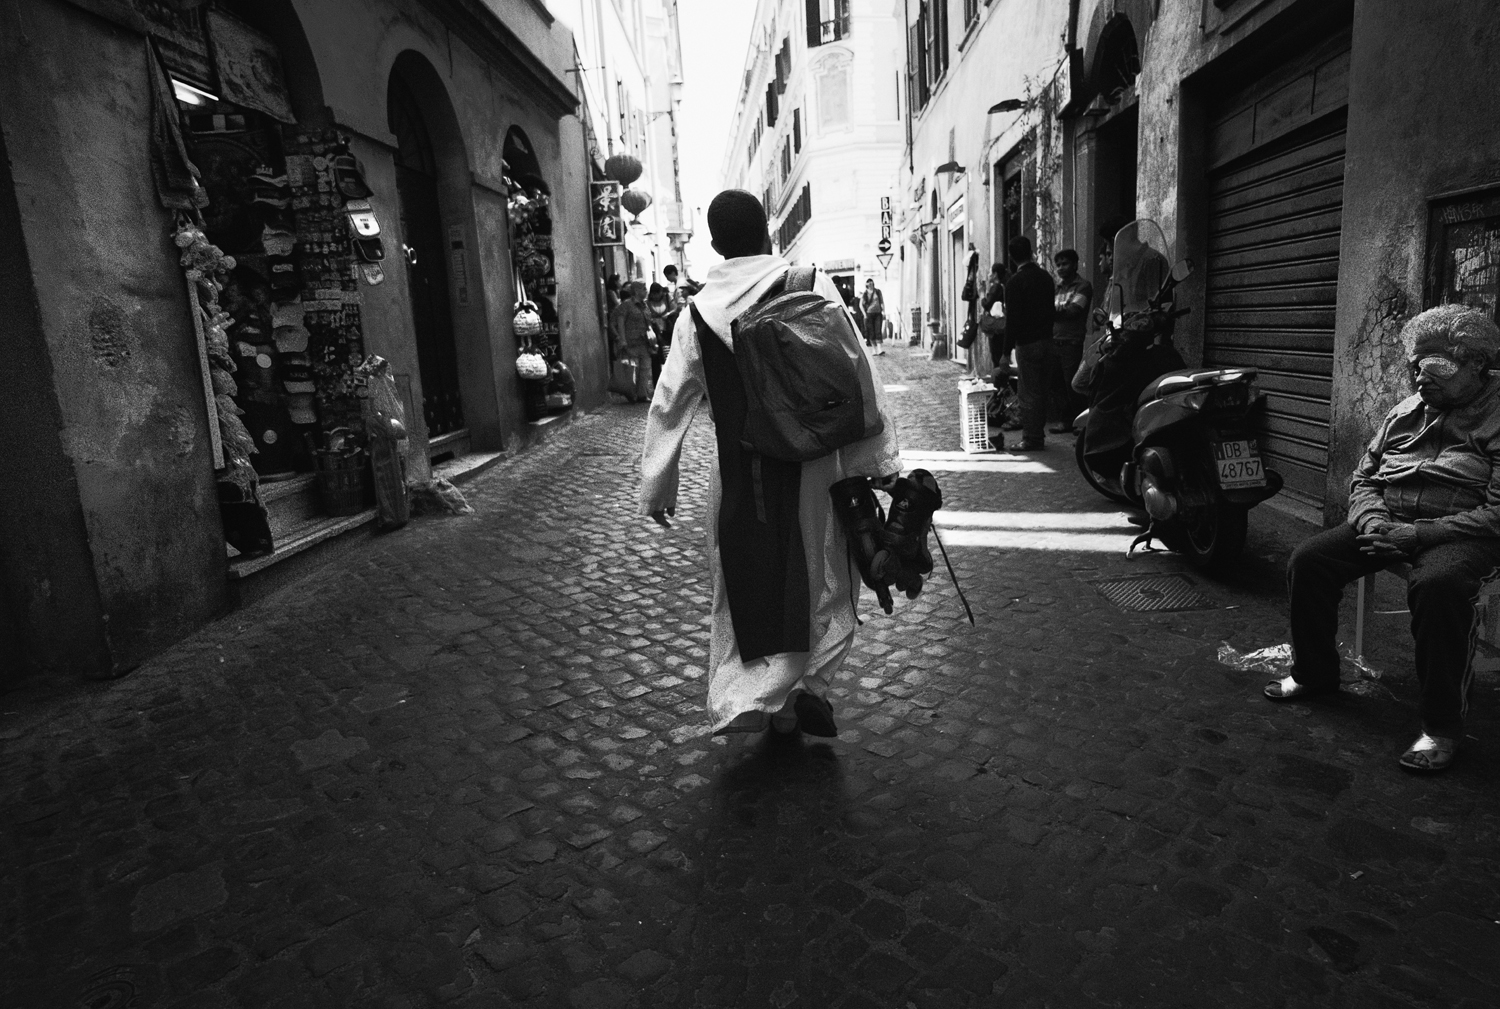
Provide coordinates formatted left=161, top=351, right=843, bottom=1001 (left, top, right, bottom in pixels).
left=1262, top=675, right=1338, bottom=701
left=1398, top=733, right=1457, bottom=773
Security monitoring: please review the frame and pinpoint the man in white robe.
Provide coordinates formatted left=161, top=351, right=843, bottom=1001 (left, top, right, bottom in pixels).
left=639, top=191, right=902, bottom=736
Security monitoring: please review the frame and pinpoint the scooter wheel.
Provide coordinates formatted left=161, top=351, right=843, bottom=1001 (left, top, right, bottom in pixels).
left=1074, top=430, right=1132, bottom=505
left=1161, top=502, right=1248, bottom=572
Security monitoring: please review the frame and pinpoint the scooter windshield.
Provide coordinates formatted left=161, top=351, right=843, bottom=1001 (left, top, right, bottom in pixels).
left=1104, top=220, right=1171, bottom=323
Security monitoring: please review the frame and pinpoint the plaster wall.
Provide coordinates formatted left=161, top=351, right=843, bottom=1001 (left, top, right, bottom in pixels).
left=1324, top=0, right=1500, bottom=513
left=0, top=94, right=115, bottom=686
left=0, top=0, right=229, bottom=676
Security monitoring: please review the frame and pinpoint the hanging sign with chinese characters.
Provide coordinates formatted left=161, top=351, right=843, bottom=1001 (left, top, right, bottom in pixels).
left=591, top=181, right=623, bottom=246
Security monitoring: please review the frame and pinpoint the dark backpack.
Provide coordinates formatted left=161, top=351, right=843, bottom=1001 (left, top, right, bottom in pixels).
left=728, top=266, right=884, bottom=462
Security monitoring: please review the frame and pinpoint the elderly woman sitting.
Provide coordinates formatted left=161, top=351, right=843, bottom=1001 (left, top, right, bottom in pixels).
left=1265, top=305, right=1500, bottom=772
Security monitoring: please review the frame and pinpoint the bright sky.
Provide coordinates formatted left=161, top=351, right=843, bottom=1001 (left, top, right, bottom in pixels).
left=676, top=0, right=758, bottom=280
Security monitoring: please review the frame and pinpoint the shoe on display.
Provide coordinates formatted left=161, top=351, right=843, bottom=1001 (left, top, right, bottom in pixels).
left=829, top=476, right=896, bottom=614
left=872, top=468, right=941, bottom=599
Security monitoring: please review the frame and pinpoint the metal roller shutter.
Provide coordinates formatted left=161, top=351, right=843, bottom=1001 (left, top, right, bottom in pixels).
left=1204, top=108, right=1347, bottom=505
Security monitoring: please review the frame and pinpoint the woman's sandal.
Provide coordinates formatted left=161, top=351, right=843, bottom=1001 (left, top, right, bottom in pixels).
left=1398, top=733, right=1457, bottom=773
left=1262, top=675, right=1338, bottom=701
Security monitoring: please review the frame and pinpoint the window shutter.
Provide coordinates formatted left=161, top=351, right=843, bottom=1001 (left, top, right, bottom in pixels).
left=793, top=108, right=802, bottom=152
left=805, top=0, right=821, bottom=47
left=766, top=83, right=778, bottom=126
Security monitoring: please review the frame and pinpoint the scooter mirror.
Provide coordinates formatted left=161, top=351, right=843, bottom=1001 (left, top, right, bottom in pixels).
left=1171, top=258, right=1194, bottom=283
left=1092, top=307, right=1109, bottom=327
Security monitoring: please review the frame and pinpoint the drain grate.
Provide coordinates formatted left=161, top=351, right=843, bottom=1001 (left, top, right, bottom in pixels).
left=1092, top=573, right=1215, bottom=613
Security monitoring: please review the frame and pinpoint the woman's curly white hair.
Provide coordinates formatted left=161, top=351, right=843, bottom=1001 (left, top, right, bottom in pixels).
left=1401, top=304, right=1500, bottom=368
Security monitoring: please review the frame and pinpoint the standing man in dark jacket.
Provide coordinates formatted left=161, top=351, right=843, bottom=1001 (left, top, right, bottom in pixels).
left=1002, top=236, right=1057, bottom=450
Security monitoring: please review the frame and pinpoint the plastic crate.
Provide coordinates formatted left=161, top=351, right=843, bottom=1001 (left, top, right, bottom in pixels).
left=959, top=383, right=996, bottom=454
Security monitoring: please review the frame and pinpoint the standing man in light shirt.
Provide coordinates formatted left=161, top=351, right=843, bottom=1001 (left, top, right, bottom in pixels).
left=1050, top=248, right=1093, bottom=431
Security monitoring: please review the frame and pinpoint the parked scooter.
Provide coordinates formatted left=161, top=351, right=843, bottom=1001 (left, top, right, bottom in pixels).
left=1073, top=220, right=1283, bottom=570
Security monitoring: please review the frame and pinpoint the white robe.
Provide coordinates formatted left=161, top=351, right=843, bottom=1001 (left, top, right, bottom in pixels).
left=638, top=255, right=903, bottom=734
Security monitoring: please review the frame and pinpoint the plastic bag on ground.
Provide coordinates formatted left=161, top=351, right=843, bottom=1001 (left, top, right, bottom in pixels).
left=1217, top=641, right=1383, bottom=682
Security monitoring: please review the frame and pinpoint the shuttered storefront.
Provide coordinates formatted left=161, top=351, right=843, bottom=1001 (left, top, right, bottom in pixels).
left=1203, top=40, right=1350, bottom=506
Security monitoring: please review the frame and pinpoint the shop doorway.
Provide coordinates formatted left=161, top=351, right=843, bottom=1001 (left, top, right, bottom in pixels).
left=1201, top=38, right=1351, bottom=509
left=1092, top=104, right=1139, bottom=281
left=388, top=73, right=464, bottom=440
left=830, top=273, right=857, bottom=308
left=950, top=226, right=968, bottom=365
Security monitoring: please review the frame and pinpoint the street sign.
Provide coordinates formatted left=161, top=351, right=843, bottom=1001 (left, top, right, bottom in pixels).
left=877, top=252, right=893, bottom=269
left=879, top=196, right=892, bottom=251
left=877, top=237, right=892, bottom=253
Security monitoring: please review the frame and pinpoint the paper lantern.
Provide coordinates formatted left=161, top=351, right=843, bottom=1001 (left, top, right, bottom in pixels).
left=620, top=188, right=653, bottom=220
left=604, top=154, right=643, bottom=186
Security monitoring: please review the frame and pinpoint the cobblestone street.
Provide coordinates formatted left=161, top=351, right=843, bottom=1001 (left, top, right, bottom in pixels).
left=5, top=351, right=1500, bottom=1009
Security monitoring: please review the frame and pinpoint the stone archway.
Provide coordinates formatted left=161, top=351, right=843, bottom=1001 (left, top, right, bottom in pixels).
left=387, top=51, right=492, bottom=450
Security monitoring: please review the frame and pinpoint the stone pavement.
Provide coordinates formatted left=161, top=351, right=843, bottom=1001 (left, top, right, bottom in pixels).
left=3, top=351, right=1499, bottom=1009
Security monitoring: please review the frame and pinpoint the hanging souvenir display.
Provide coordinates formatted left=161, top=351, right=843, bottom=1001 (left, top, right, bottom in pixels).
left=282, top=128, right=369, bottom=437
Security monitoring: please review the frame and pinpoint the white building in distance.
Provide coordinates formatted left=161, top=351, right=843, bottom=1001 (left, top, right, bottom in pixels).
left=722, top=0, right=906, bottom=321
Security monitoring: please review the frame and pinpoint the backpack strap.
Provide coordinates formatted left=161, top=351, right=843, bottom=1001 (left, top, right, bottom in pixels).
left=785, top=266, right=817, bottom=292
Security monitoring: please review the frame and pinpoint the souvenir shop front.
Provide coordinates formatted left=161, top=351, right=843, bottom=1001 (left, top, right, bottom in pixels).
left=0, top=0, right=603, bottom=682
left=505, top=126, right=577, bottom=421
left=152, top=4, right=400, bottom=559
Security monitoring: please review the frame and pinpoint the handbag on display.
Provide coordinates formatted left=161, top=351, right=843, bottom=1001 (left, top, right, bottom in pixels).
left=957, top=317, right=978, bottom=350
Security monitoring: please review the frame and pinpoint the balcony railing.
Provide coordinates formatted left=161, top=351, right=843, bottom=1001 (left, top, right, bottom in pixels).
left=818, top=13, right=851, bottom=43
left=818, top=0, right=851, bottom=44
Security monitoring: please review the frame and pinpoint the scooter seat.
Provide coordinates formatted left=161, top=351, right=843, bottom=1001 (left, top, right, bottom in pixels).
left=1138, top=367, right=1256, bottom=406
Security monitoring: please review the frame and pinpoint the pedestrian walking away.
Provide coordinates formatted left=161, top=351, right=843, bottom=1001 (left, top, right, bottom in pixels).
left=639, top=189, right=902, bottom=737
left=1267, top=305, right=1500, bottom=773
left=1050, top=248, right=1092, bottom=431
left=1002, top=235, right=1058, bottom=450
left=609, top=280, right=655, bottom=402
left=860, top=278, right=886, bottom=355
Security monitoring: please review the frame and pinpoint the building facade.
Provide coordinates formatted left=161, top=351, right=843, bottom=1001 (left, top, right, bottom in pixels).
left=554, top=0, right=691, bottom=293
left=722, top=0, right=906, bottom=315
left=0, top=0, right=609, bottom=685
left=892, top=0, right=1071, bottom=372
left=895, top=0, right=1500, bottom=524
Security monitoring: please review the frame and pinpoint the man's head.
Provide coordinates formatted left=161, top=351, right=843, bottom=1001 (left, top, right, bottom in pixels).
left=1098, top=220, right=1126, bottom=278
left=629, top=280, right=647, bottom=301
left=663, top=264, right=679, bottom=283
left=1007, top=235, right=1033, bottom=265
left=707, top=190, right=772, bottom=259
left=1054, top=249, right=1079, bottom=282
left=1401, top=305, right=1500, bottom=408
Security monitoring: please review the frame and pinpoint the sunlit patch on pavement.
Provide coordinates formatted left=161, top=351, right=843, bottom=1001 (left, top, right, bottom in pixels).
left=883, top=384, right=909, bottom=392
left=900, top=449, right=1055, bottom=474
left=934, top=509, right=1139, bottom=552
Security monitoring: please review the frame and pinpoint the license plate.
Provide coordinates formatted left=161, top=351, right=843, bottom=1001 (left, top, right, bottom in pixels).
left=1214, top=439, right=1266, bottom=489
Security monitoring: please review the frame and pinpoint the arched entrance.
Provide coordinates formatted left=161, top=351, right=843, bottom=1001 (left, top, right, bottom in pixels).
left=1084, top=15, right=1143, bottom=294
left=389, top=66, right=464, bottom=438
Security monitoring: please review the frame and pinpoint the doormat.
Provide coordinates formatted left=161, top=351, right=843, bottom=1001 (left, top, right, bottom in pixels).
left=1092, top=573, right=1215, bottom=613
